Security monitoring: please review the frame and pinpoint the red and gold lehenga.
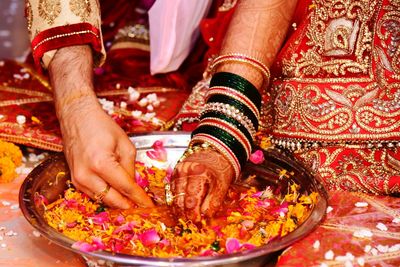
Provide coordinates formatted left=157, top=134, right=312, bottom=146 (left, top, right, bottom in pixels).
left=1, top=0, right=399, bottom=265
left=177, top=0, right=400, bottom=265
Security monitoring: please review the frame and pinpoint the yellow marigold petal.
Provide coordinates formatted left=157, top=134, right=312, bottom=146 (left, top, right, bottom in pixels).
left=0, top=140, right=23, bottom=166
left=0, top=157, right=17, bottom=183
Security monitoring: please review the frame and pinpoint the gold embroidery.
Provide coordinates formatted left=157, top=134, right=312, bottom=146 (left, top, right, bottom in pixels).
left=25, top=1, right=33, bottom=33
left=69, top=0, right=92, bottom=22
left=376, top=0, right=400, bottom=76
left=0, top=85, right=51, bottom=98
left=38, top=0, right=61, bottom=25
left=272, top=81, right=400, bottom=140
left=219, top=0, right=238, bottom=12
left=294, top=147, right=400, bottom=194
left=282, top=0, right=377, bottom=79
left=17, top=62, right=51, bottom=90
left=0, top=132, right=62, bottom=152
left=113, top=24, right=150, bottom=45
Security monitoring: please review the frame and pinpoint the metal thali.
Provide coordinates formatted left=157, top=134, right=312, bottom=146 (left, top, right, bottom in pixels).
left=19, top=132, right=327, bottom=267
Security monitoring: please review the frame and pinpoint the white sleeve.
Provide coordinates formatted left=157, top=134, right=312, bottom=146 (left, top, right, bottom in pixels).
left=149, top=0, right=212, bottom=75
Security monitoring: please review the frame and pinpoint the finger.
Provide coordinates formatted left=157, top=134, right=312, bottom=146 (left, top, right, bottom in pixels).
left=74, top=176, right=131, bottom=209
left=93, top=156, right=154, bottom=208
left=116, top=137, right=136, bottom=178
left=184, top=174, right=210, bottom=222
left=200, top=176, right=232, bottom=217
left=171, top=166, right=187, bottom=213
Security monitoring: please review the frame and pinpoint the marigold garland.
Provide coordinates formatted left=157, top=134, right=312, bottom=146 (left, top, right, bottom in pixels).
left=0, top=139, right=22, bottom=183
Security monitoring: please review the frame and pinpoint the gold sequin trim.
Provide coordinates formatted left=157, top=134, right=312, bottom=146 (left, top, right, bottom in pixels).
left=33, top=30, right=100, bottom=51
left=25, top=0, right=33, bottom=33
left=38, top=0, right=61, bottom=25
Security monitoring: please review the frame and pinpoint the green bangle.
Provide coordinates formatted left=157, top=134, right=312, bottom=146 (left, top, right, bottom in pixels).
left=200, top=111, right=254, bottom=144
left=192, top=125, right=247, bottom=167
left=210, top=72, right=261, bottom=109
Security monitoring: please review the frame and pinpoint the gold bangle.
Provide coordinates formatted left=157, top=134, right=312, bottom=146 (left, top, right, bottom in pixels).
left=210, top=53, right=271, bottom=85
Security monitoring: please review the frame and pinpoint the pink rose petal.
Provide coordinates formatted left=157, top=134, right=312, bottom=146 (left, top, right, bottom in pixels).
left=275, top=202, right=289, bottom=214
left=241, top=220, right=254, bottom=230
left=135, top=172, right=149, bottom=188
left=66, top=222, right=77, bottom=228
left=92, top=237, right=106, bottom=250
left=241, top=243, right=256, bottom=251
left=225, top=238, right=241, bottom=254
left=63, top=199, right=78, bottom=208
left=158, top=239, right=170, bottom=248
left=91, top=212, right=110, bottom=224
left=164, top=166, right=173, bottom=183
left=113, top=221, right=138, bottom=234
left=114, top=215, right=125, bottom=225
left=200, top=249, right=219, bottom=256
left=146, top=140, right=167, bottom=162
left=249, top=150, right=264, bottom=164
left=72, top=241, right=96, bottom=252
left=138, top=229, right=160, bottom=246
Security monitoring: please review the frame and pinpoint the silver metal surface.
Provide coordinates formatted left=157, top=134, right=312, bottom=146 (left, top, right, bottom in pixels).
left=19, top=132, right=328, bottom=267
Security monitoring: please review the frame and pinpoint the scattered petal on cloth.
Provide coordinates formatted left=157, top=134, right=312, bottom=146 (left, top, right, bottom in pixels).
left=276, top=191, right=400, bottom=266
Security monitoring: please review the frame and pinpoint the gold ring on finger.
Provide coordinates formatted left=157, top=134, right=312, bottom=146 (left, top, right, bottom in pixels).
left=94, top=184, right=111, bottom=204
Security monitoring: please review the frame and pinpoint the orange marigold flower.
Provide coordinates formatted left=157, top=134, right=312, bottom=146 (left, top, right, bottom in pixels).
left=0, top=157, right=17, bottom=183
left=0, top=140, right=22, bottom=166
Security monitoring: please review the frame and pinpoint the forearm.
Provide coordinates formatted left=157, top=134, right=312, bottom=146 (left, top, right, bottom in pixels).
left=48, top=45, right=99, bottom=120
left=218, top=0, right=298, bottom=88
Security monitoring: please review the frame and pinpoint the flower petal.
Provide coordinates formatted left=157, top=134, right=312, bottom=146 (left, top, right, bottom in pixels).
left=241, top=243, right=256, bottom=251
left=146, top=140, right=167, bottom=162
left=91, top=212, right=110, bottom=224
left=249, top=150, right=264, bottom=164
left=135, top=172, right=149, bottom=188
left=138, top=229, right=160, bottom=246
left=92, top=237, right=106, bottom=250
left=225, top=238, right=241, bottom=254
left=72, top=241, right=95, bottom=252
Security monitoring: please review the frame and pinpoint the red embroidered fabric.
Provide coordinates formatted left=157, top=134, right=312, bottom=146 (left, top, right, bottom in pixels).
left=175, top=0, right=400, bottom=195
left=31, top=23, right=103, bottom=70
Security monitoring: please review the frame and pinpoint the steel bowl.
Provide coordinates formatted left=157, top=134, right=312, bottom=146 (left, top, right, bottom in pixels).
left=19, top=132, right=327, bottom=267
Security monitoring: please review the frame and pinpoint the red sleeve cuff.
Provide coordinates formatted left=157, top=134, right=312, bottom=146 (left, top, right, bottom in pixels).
left=31, top=22, right=103, bottom=70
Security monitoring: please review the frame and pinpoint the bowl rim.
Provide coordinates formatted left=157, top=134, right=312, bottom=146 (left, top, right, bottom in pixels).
left=19, top=131, right=328, bottom=266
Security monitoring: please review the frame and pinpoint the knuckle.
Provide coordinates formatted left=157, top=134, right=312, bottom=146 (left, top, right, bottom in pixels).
left=70, top=169, right=86, bottom=185
left=91, top=154, right=109, bottom=171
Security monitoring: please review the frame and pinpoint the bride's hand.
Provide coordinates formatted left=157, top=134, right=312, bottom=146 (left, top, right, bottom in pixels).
left=171, top=149, right=235, bottom=221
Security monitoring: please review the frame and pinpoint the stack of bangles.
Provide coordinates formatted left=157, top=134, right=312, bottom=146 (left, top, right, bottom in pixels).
left=185, top=53, right=270, bottom=180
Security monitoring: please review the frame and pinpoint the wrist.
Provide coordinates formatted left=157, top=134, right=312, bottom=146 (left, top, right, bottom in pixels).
left=56, top=91, right=100, bottom=122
